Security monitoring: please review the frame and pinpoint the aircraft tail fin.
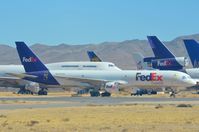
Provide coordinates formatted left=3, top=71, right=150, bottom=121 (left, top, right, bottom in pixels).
left=132, top=53, right=153, bottom=70
left=147, top=36, right=175, bottom=58
left=184, top=39, right=199, bottom=68
left=15, top=42, right=48, bottom=72
left=87, top=51, right=102, bottom=62
left=15, top=42, right=59, bottom=85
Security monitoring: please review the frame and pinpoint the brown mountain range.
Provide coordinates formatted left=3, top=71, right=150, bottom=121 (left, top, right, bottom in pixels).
left=1, top=34, right=199, bottom=70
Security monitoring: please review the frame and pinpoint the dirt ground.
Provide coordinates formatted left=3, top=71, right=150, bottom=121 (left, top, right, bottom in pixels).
left=0, top=104, right=199, bottom=132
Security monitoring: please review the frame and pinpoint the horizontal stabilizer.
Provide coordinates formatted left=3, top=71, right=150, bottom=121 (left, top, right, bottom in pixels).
left=6, top=73, right=38, bottom=79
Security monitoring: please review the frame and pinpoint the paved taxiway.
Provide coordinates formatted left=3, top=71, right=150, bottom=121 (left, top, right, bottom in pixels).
left=1, top=96, right=199, bottom=110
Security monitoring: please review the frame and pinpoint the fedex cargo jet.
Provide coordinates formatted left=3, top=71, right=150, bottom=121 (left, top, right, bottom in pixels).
left=144, top=36, right=189, bottom=70
left=0, top=43, right=121, bottom=95
left=0, top=62, right=121, bottom=94
left=11, top=42, right=197, bottom=97
left=134, top=36, right=199, bottom=81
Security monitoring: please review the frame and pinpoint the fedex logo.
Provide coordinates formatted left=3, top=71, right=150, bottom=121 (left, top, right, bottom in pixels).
left=158, top=60, right=172, bottom=66
left=22, top=57, right=37, bottom=62
left=136, top=72, right=163, bottom=81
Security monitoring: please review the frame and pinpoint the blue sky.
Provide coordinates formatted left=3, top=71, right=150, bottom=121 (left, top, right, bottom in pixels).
left=0, top=0, right=198, bottom=46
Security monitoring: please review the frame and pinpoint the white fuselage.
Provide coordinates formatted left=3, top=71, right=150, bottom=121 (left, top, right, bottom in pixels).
left=0, top=61, right=121, bottom=88
left=0, top=62, right=196, bottom=89
left=0, top=61, right=121, bottom=76
left=49, top=70, right=196, bottom=88
left=185, top=68, right=199, bottom=79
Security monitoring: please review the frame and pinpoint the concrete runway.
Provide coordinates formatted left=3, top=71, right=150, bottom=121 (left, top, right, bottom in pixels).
left=1, top=96, right=199, bottom=110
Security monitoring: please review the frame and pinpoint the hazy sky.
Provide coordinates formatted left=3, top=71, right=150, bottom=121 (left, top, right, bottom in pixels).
left=0, top=0, right=198, bottom=46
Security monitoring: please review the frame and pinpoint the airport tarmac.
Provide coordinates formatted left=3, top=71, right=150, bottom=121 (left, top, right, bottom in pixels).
left=1, top=96, right=199, bottom=110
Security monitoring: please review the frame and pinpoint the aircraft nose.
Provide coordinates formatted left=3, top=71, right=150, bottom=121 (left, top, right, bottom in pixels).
left=189, top=79, right=197, bottom=86
left=196, top=81, right=199, bottom=86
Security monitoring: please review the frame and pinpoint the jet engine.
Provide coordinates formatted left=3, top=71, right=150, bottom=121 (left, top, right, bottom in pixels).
left=152, top=57, right=189, bottom=69
left=25, top=82, right=40, bottom=93
left=177, top=57, right=189, bottom=67
left=105, top=82, right=119, bottom=93
left=143, top=57, right=189, bottom=70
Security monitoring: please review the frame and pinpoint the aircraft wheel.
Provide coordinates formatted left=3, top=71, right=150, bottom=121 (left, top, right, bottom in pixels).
left=25, top=90, right=31, bottom=94
left=38, top=90, right=43, bottom=95
left=38, top=89, right=48, bottom=95
left=18, top=89, right=26, bottom=94
left=101, top=92, right=111, bottom=97
left=43, top=90, right=48, bottom=95
left=17, top=89, right=23, bottom=94
left=169, top=89, right=176, bottom=98
left=90, top=91, right=100, bottom=97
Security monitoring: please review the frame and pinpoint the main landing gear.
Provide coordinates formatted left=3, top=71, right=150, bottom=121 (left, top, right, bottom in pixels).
left=169, top=89, right=176, bottom=98
left=90, top=90, right=111, bottom=97
left=17, top=88, right=33, bottom=95
left=38, top=88, right=48, bottom=95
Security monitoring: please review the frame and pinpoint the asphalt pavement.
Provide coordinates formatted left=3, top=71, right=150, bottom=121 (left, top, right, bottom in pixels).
left=0, top=96, right=199, bottom=110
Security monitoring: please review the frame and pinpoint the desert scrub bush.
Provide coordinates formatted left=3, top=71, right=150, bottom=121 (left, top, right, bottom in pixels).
left=26, top=120, right=39, bottom=126
left=1, top=121, right=8, bottom=127
left=0, top=114, right=7, bottom=118
left=155, top=104, right=163, bottom=109
left=176, top=104, right=192, bottom=108
left=62, top=118, right=70, bottom=122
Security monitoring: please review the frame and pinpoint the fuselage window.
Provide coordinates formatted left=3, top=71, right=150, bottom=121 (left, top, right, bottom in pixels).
left=83, top=65, right=97, bottom=67
left=108, top=64, right=114, bottom=67
left=61, top=65, right=79, bottom=67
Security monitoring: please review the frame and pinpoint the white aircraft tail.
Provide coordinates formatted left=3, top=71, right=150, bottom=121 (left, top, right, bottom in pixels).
left=132, top=53, right=153, bottom=70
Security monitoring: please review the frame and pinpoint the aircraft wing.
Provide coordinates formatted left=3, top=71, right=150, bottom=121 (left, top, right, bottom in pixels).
left=0, top=76, right=27, bottom=87
left=7, top=72, right=128, bottom=88
left=6, top=73, right=37, bottom=79
left=54, top=75, right=128, bottom=87
left=54, top=75, right=107, bottom=87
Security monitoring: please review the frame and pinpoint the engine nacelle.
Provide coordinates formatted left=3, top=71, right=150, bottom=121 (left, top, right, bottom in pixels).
left=150, top=57, right=189, bottom=70
left=105, top=82, right=119, bottom=93
left=25, top=82, right=40, bottom=93
left=176, top=57, right=189, bottom=67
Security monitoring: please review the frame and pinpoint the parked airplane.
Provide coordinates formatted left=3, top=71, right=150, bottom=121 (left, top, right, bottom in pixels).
left=11, top=42, right=197, bottom=97
left=143, top=36, right=189, bottom=70
left=134, top=36, right=199, bottom=81
left=0, top=61, right=121, bottom=95
left=0, top=44, right=121, bottom=95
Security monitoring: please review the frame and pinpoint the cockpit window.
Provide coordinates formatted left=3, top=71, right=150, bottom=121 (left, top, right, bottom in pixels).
left=108, top=64, right=114, bottom=67
left=182, top=76, right=187, bottom=80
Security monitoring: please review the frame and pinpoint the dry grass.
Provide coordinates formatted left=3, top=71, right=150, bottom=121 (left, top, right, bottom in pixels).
left=1, top=91, right=199, bottom=98
left=0, top=104, right=199, bottom=132
left=0, top=100, right=49, bottom=105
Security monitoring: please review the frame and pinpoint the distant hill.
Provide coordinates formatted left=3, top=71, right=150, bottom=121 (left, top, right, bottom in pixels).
left=0, top=34, right=199, bottom=69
